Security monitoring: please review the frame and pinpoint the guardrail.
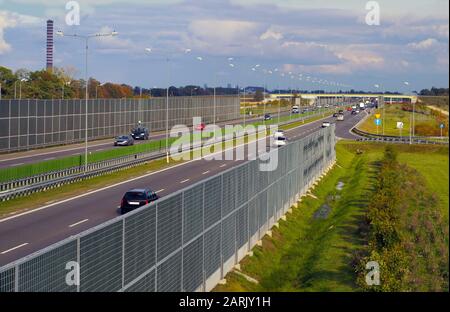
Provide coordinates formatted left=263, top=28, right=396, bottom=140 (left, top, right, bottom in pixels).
left=352, top=127, right=449, bottom=145
left=0, top=111, right=331, bottom=202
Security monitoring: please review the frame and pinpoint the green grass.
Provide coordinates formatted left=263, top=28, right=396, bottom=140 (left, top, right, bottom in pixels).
left=0, top=110, right=332, bottom=183
left=0, top=138, right=169, bottom=183
left=398, top=148, right=449, bottom=220
left=214, top=141, right=449, bottom=292
left=419, top=96, right=449, bottom=112
left=358, top=104, right=443, bottom=136
left=340, top=142, right=449, bottom=221
left=215, top=141, right=377, bottom=292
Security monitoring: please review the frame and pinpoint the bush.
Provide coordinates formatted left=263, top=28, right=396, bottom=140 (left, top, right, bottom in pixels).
left=356, top=146, right=449, bottom=291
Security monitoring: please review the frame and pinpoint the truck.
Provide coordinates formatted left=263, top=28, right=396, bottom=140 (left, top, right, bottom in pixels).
left=292, top=105, right=300, bottom=114
left=359, top=102, right=365, bottom=110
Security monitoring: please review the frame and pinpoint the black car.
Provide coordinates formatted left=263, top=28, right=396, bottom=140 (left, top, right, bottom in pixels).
left=131, top=127, right=150, bottom=140
left=338, top=110, right=344, bottom=114
left=333, top=113, right=339, bottom=117
left=120, top=188, right=159, bottom=214
left=114, top=135, right=134, bottom=146
left=351, top=110, right=358, bottom=115
left=263, top=114, right=272, bottom=121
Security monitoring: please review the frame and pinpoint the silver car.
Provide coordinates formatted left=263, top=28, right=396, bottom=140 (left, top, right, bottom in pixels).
left=114, top=135, right=134, bottom=146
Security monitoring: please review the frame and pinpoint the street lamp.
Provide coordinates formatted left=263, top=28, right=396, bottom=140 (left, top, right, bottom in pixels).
left=56, top=29, right=118, bottom=174
left=403, top=81, right=415, bottom=141
left=190, top=87, right=198, bottom=97
left=374, top=83, right=386, bottom=135
left=145, top=47, right=171, bottom=163
left=96, top=82, right=106, bottom=99
left=19, top=78, right=28, bottom=99
left=62, top=81, right=71, bottom=99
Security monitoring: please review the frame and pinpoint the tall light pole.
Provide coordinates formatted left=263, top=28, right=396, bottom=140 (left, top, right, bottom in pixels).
left=62, top=81, right=71, bottom=99
left=145, top=47, right=194, bottom=162
left=19, top=78, right=27, bottom=99
left=195, top=56, right=218, bottom=124
left=57, top=29, right=118, bottom=173
left=404, top=81, right=414, bottom=139
left=165, top=57, right=170, bottom=163
left=146, top=48, right=171, bottom=163
left=374, top=83, right=385, bottom=135
left=96, top=82, right=106, bottom=99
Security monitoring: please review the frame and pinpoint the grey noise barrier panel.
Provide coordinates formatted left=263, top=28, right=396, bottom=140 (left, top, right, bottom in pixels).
left=0, top=125, right=336, bottom=292
left=0, top=96, right=240, bottom=153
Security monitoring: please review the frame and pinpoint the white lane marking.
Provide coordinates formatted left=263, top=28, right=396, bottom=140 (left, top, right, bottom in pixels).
left=9, top=163, right=24, bottom=167
left=44, top=157, right=55, bottom=161
left=155, top=189, right=165, bottom=193
left=1, top=243, right=29, bottom=255
left=0, top=142, right=115, bottom=163
left=0, top=114, right=333, bottom=224
left=202, top=171, right=210, bottom=175
left=96, top=149, right=104, bottom=152
left=220, top=164, right=227, bottom=168
left=72, top=153, right=81, bottom=156
left=68, top=219, right=89, bottom=228
left=180, top=179, right=190, bottom=184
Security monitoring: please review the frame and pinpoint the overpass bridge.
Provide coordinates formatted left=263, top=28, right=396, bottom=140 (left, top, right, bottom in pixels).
left=269, top=93, right=418, bottom=104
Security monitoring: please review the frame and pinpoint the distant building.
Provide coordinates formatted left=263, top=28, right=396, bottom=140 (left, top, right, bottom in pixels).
left=227, top=83, right=232, bottom=89
left=46, top=20, right=54, bottom=71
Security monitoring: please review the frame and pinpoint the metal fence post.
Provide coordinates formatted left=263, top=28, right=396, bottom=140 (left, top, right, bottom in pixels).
left=77, top=236, right=80, bottom=293
left=181, top=190, right=184, bottom=292
left=122, top=218, right=125, bottom=290
left=14, top=263, right=19, bottom=292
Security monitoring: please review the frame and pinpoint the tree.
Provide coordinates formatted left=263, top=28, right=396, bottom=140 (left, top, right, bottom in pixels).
left=254, top=89, right=264, bottom=102
left=0, top=66, right=17, bottom=98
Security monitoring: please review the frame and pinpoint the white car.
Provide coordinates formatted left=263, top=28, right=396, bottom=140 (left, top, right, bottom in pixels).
left=322, top=121, right=331, bottom=128
left=273, top=136, right=287, bottom=147
left=337, top=114, right=344, bottom=121
left=273, top=130, right=285, bottom=139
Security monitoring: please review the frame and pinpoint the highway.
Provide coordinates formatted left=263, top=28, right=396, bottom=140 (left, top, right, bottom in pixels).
left=0, top=111, right=365, bottom=266
left=0, top=112, right=292, bottom=169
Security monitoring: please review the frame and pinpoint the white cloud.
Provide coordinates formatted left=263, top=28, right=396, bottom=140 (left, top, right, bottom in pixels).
left=407, top=38, right=440, bottom=50
left=188, top=19, right=260, bottom=43
left=0, top=10, right=41, bottom=54
left=260, top=29, right=283, bottom=41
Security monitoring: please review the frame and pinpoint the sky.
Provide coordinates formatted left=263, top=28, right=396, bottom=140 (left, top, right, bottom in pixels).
left=0, top=0, right=448, bottom=92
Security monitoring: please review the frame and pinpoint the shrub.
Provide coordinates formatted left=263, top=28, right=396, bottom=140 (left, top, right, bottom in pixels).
left=356, top=146, right=449, bottom=291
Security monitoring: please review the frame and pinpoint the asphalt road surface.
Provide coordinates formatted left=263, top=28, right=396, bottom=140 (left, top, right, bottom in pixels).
left=0, top=112, right=292, bottom=169
left=0, top=111, right=365, bottom=266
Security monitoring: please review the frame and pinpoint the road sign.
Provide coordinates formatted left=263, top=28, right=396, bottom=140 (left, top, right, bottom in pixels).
left=375, top=114, right=381, bottom=119
left=375, top=119, right=382, bottom=126
left=397, top=122, right=404, bottom=129
left=440, top=123, right=445, bottom=129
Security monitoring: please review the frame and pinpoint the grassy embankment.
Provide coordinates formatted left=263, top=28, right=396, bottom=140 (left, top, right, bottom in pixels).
left=419, top=96, right=449, bottom=112
left=354, top=145, right=448, bottom=291
left=214, top=141, right=449, bottom=292
left=358, top=103, right=448, bottom=137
